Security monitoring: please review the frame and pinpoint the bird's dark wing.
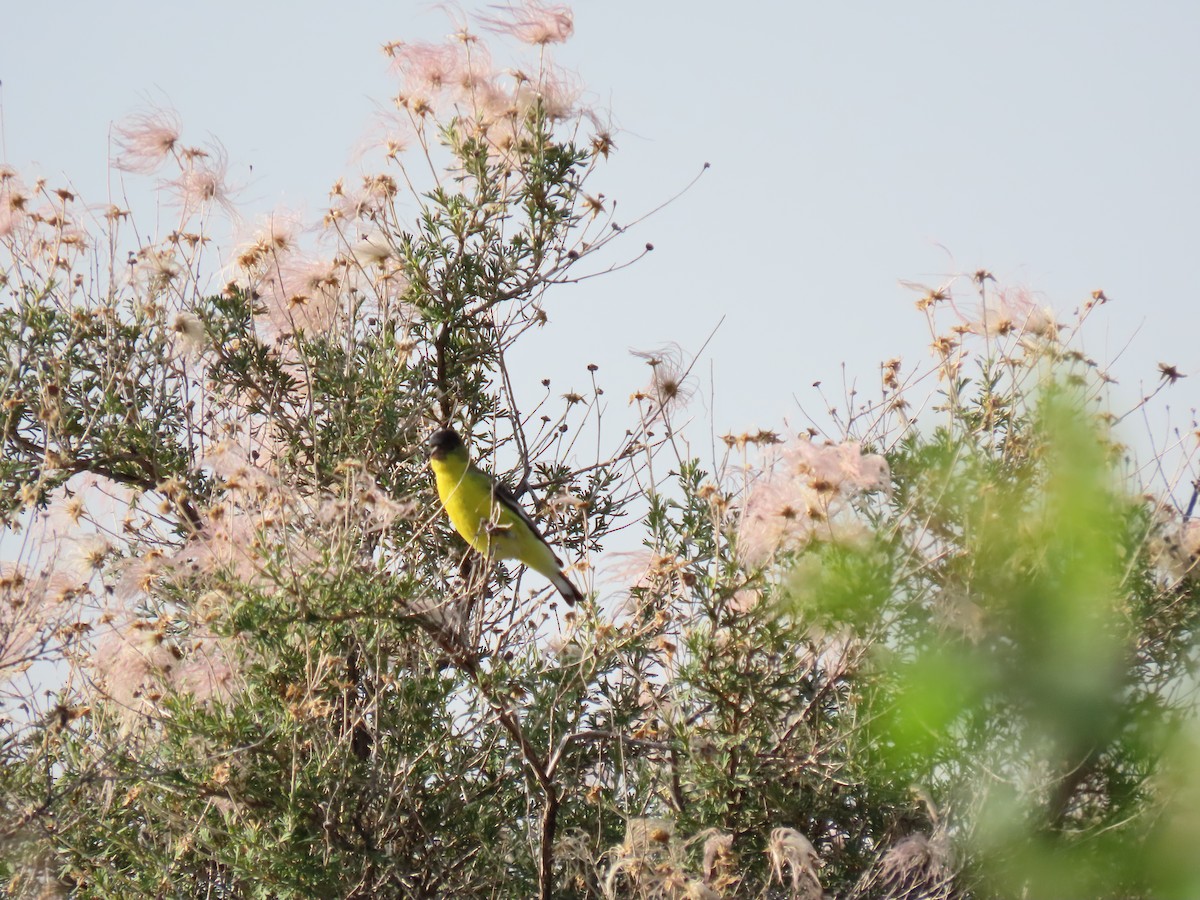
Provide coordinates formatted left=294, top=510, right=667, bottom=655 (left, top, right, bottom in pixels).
left=491, top=477, right=551, bottom=543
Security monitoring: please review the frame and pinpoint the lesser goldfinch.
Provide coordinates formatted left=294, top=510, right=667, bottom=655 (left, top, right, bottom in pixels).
left=428, top=427, right=584, bottom=605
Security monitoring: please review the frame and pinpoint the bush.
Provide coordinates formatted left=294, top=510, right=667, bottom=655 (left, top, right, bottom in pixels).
left=2, top=8, right=1198, bottom=900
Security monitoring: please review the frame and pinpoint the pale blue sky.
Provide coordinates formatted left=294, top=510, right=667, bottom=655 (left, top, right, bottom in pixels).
left=5, top=2, right=1199, bottom=476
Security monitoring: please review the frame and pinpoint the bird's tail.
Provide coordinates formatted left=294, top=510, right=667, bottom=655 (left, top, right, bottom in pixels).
left=550, top=569, right=584, bottom=606
left=523, top=541, right=585, bottom=606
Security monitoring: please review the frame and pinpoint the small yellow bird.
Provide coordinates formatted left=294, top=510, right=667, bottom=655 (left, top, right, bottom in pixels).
left=428, top=427, right=584, bottom=605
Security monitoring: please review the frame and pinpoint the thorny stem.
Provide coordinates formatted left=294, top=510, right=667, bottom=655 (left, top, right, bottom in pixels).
left=8, top=430, right=203, bottom=529
left=424, top=618, right=560, bottom=899
left=435, top=319, right=453, bottom=424
left=495, top=328, right=533, bottom=497
left=539, top=788, right=560, bottom=900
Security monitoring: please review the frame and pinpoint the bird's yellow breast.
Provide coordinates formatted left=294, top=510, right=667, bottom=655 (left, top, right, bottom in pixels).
left=432, top=455, right=484, bottom=549
left=430, top=452, right=519, bottom=557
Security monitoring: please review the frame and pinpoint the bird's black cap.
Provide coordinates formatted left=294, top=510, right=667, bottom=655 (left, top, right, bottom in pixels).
left=427, top=427, right=463, bottom=459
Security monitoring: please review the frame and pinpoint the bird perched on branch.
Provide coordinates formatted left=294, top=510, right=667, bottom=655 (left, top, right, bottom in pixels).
left=427, top=427, right=584, bottom=605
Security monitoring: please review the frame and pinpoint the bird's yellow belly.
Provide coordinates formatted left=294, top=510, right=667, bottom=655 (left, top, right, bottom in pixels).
left=436, top=468, right=517, bottom=560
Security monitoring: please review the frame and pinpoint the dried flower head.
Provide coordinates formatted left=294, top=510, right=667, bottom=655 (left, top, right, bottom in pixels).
left=256, top=255, right=343, bottom=336
left=389, top=41, right=462, bottom=91
left=767, top=828, right=822, bottom=899
left=170, top=311, right=207, bottom=359
left=0, top=169, right=32, bottom=239
left=901, top=277, right=954, bottom=311
left=1158, top=362, right=1185, bottom=384
left=90, top=619, right=178, bottom=709
left=699, top=830, right=734, bottom=885
left=783, top=437, right=891, bottom=496
left=631, top=343, right=696, bottom=414
left=1, top=563, right=46, bottom=679
left=350, top=232, right=395, bottom=267
left=514, top=68, right=581, bottom=121
left=735, top=436, right=889, bottom=567
left=876, top=831, right=954, bottom=894
left=60, top=532, right=113, bottom=581
left=171, top=639, right=236, bottom=703
left=623, top=816, right=675, bottom=856
left=113, top=107, right=183, bottom=174
left=234, top=210, right=305, bottom=268
left=480, top=1, right=575, bottom=44
left=737, top=475, right=819, bottom=567
left=964, top=286, right=1058, bottom=340
left=132, top=245, right=183, bottom=296
left=168, top=145, right=235, bottom=216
